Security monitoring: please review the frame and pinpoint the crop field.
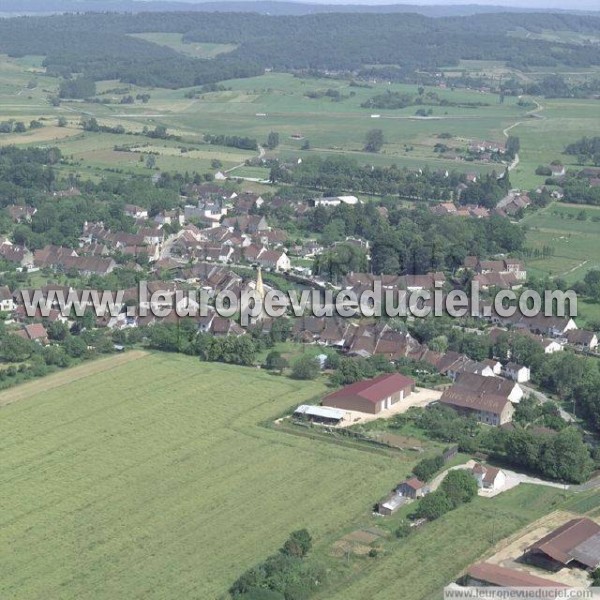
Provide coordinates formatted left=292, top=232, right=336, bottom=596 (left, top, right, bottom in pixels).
left=0, top=352, right=455, bottom=600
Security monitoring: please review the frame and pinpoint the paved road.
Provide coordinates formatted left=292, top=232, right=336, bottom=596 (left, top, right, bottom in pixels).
left=521, top=384, right=575, bottom=423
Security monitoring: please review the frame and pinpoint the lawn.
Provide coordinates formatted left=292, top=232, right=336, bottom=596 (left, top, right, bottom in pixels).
left=0, top=352, right=429, bottom=600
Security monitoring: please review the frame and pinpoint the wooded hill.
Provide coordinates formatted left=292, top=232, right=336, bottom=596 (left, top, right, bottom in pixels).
left=0, top=12, right=599, bottom=88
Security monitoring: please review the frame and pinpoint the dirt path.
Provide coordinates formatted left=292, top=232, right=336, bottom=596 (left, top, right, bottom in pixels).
left=0, top=350, right=148, bottom=408
left=502, top=98, right=544, bottom=171
left=225, top=144, right=265, bottom=174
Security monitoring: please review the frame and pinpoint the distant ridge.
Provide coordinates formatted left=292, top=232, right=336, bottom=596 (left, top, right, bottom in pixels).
left=2, top=0, right=599, bottom=17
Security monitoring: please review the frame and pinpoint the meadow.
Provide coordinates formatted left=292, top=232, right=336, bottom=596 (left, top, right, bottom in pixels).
left=2, top=51, right=592, bottom=189
left=522, top=202, right=600, bottom=284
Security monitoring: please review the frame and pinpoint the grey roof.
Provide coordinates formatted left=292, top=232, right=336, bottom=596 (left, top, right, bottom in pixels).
left=570, top=532, right=600, bottom=569
left=381, top=494, right=408, bottom=512
left=294, top=404, right=345, bottom=421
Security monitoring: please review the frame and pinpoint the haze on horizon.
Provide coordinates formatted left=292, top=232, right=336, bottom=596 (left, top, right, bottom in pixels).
left=135, top=0, right=599, bottom=12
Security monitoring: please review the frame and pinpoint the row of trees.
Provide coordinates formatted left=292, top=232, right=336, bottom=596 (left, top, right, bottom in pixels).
left=414, top=470, right=478, bottom=521
left=229, top=530, right=322, bottom=600
left=412, top=405, right=593, bottom=483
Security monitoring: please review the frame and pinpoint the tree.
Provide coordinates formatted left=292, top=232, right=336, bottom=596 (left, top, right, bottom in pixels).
left=48, top=320, right=69, bottom=341
left=440, top=469, right=478, bottom=508
left=290, top=355, right=319, bottom=380
left=413, top=455, right=444, bottom=482
left=282, top=529, right=312, bottom=558
left=505, top=135, right=520, bottom=158
left=1, top=334, right=35, bottom=362
left=364, top=128, right=384, bottom=153
left=59, top=77, right=96, bottom=99
left=57, top=116, right=68, bottom=128
left=264, top=350, right=288, bottom=373
left=266, top=131, right=280, bottom=150
left=414, top=490, right=453, bottom=520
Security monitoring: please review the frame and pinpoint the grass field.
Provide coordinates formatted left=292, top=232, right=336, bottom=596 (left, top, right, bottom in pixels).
left=0, top=352, right=448, bottom=600
left=0, top=351, right=583, bottom=600
left=522, top=202, right=600, bottom=285
left=0, top=51, right=597, bottom=189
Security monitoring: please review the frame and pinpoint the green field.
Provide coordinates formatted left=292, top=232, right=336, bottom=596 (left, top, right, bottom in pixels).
left=0, top=51, right=598, bottom=189
left=0, top=351, right=581, bottom=600
left=129, top=33, right=237, bottom=59
left=0, top=352, right=443, bottom=600
left=522, top=202, right=600, bottom=284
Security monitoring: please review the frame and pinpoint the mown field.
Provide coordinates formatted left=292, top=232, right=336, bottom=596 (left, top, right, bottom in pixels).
left=0, top=352, right=443, bottom=600
left=3, top=51, right=596, bottom=189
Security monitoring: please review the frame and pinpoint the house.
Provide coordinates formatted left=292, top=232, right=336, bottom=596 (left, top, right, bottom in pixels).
left=550, top=164, right=566, bottom=177
left=439, top=373, right=521, bottom=426
left=322, top=373, right=415, bottom=415
left=471, top=464, right=506, bottom=490
left=503, top=362, right=531, bottom=383
left=6, top=205, right=36, bottom=223
left=524, top=518, right=600, bottom=572
left=255, top=249, right=291, bottom=272
left=14, top=323, right=49, bottom=344
left=313, top=195, right=359, bottom=207
left=566, top=329, right=598, bottom=351
left=482, top=359, right=502, bottom=375
left=465, top=563, right=569, bottom=589
left=377, top=492, right=408, bottom=516
left=222, top=215, right=268, bottom=234
left=396, top=477, right=429, bottom=499
left=518, top=315, right=577, bottom=338
left=124, top=204, right=148, bottom=219
left=0, top=286, right=14, bottom=312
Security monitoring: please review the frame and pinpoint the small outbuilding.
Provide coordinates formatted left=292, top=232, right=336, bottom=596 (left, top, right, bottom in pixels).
left=293, top=404, right=345, bottom=426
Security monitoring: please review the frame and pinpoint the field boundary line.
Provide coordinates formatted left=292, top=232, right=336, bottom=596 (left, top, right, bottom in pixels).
left=0, top=350, right=149, bottom=408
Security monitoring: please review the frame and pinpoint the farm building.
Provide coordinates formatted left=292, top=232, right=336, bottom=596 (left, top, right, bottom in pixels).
left=377, top=492, right=408, bottom=516
left=465, top=563, right=569, bottom=588
left=293, top=405, right=345, bottom=426
left=396, top=477, right=429, bottom=499
left=439, top=372, right=522, bottom=426
left=524, top=518, right=600, bottom=572
left=321, top=373, right=415, bottom=415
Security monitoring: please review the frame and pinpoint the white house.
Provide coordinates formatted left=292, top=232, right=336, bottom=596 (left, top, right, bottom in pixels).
left=503, top=362, right=531, bottom=383
left=256, top=249, right=291, bottom=272
left=124, top=204, right=148, bottom=219
left=313, top=195, right=359, bottom=207
left=472, top=464, right=506, bottom=491
left=566, top=329, right=599, bottom=352
left=542, top=339, right=564, bottom=354
left=0, top=286, right=14, bottom=312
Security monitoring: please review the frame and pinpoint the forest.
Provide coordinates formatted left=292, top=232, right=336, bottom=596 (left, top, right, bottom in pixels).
left=0, top=12, right=599, bottom=88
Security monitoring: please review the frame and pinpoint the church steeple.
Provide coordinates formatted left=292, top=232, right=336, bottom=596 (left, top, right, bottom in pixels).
left=256, top=265, right=265, bottom=301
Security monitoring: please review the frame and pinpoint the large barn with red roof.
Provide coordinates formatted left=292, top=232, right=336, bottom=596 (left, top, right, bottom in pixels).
left=321, top=373, right=415, bottom=415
